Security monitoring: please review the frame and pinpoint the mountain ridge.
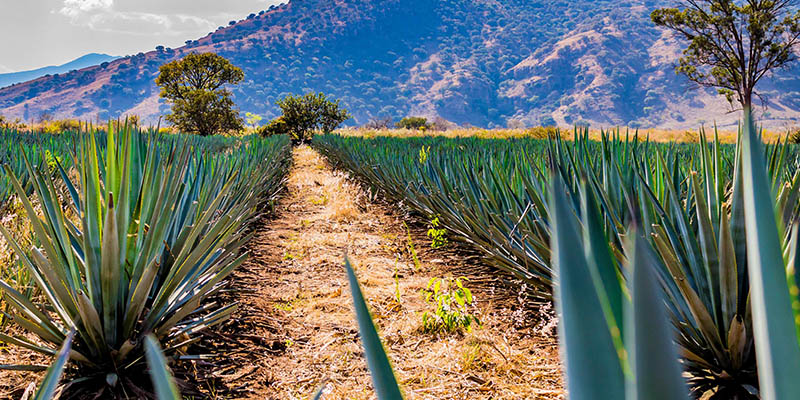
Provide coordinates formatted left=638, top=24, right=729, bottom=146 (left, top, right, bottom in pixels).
left=0, top=53, right=119, bottom=90
left=1, top=0, right=799, bottom=129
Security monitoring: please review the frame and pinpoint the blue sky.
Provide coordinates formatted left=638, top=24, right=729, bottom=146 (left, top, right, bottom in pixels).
left=0, top=0, right=283, bottom=72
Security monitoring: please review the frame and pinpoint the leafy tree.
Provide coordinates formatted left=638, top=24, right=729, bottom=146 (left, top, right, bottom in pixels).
left=273, top=92, right=351, bottom=143
left=245, top=112, right=263, bottom=130
left=396, top=116, right=431, bottom=130
left=156, top=53, right=245, bottom=136
left=652, top=0, right=800, bottom=110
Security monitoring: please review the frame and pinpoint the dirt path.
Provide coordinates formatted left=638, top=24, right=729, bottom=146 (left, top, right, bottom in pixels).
left=198, top=145, right=563, bottom=399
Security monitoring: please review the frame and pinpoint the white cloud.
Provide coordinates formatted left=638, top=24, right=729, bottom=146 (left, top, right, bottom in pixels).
left=57, top=0, right=220, bottom=36
left=87, top=12, right=215, bottom=36
left=60, top=0, right=113, bottom=18
left=0, top=64, right=14, bottom=74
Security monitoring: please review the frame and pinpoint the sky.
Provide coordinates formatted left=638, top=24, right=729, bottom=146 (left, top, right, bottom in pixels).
left=0, top=0, right=283, bottom=73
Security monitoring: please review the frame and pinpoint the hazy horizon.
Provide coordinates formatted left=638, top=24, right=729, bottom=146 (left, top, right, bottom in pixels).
left=0, top=0, right=283, bottom=73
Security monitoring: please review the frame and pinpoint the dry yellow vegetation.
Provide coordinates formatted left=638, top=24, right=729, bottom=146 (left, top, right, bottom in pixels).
left=337, top=126, right=790, bottom=143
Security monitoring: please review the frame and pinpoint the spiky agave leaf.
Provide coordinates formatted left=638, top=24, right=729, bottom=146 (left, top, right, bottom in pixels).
left=33, top=330, right=74, bottom=400
left=144, top=334, right=181, bottom=400
left=550, top=174, right=625, bottom=399
left=344, top=257, right=404, bottom=400
left=739, top=108, right=800, bottom=400
left=625, top=232, right=689, bottom=400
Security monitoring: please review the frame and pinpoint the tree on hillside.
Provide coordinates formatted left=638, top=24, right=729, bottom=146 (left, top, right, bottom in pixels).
left=261, top=93, right=351, bottom=143
left=156, top=53, right=245, bottom=136
left=652, top=0, right=800, bottom=111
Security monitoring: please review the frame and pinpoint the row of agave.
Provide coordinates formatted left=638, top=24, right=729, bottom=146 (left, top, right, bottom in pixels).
left=0, top=125, right=258, bottom=211
left=316, top=117, right=800, bottom=398
left=0, top=126, right=292, bottom=398
left=0, top=126, right=266, bottom=327
left=313, top=131, right=797, bottom=299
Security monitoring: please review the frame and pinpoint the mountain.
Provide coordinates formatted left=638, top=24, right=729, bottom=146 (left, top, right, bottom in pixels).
left=0, top=53, right=119, bottom=90
left=1, top=0, right=799, bottom=129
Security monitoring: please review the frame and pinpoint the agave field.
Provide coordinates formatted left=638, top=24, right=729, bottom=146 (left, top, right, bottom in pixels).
left=0, top=125, right=291, bottom=398
left=318, top=117, right=800, bottom=399
left=4, top=114, right=800, bottom=399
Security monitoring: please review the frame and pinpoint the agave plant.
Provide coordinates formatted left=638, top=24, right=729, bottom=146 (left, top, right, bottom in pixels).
left=35, top=332, right=182, bottom=400
left=550, top=170, right=690, bottom=400
left=0, top=126, right=290, bottom=394
left=579, top=128, right=800, bottom=398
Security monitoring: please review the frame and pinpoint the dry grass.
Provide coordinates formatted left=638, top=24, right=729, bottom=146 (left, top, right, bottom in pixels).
left=201, top=145, right=563, bottom=399
left=0, top=197, right=49, bottom=399
left=337, top=126, right=788, bottom=143
left=0, top=197, right=36, bottom=284
left=0, top=325, right=49, bottom=399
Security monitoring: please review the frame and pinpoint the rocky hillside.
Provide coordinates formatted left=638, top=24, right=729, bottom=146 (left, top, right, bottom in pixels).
left=2, top=0, right=799, bottom=129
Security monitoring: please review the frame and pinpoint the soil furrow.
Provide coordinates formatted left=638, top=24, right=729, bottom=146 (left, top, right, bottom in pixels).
left=195, top=145, right=563, bottom=399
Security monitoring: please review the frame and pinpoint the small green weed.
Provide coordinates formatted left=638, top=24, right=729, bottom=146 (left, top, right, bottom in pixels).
left=418, top=145, right=430, bottom=164
left=461, top=341, right=488, bottom=372
left=393, top=258, right=402, bottom=303
left=309, top=194, right=329, bottom=205
left=421, top=277, right=480, bottom=334
left=275, top=296, right=304, bottom=312
left=283, top=234, right=305, bottom=260
left=44, top=149, right=62, bottom=172
left=403, top=222, right=422, bottom=271
left=427, top=217, right=448, bottom=249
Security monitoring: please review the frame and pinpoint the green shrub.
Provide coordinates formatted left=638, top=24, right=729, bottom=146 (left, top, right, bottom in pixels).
left=395, top=117, right=431, bottom=130
left=258, top=116, right=291, bottom=137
